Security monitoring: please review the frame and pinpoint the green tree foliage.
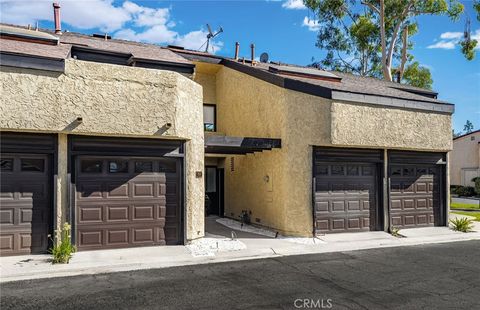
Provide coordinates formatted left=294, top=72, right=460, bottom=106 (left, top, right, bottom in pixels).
left=464, top=120, right=474, bottom=133
left=304, top=0, right=465, bottom=87
left=402, top=61, right=433, bottom=89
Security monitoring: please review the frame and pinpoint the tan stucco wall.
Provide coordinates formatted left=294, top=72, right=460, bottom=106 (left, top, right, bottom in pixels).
left=215, top=66, right=290, bottom=233
left=194, top=63, right=453, bottom=237
left=195, top=72, right=216, bottom=104
left=0, top=59, right=205, bottom=241
left=450, top=132, right=480, bottom=185
left=331, top=101, right=453, bottom=151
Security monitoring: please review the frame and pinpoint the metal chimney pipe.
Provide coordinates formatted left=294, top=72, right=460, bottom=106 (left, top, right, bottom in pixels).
left=234, top=42, right=240, bottom=61
left=53, top=3, right=62, bottom=34
left=250, top=43, right=255, bottom=66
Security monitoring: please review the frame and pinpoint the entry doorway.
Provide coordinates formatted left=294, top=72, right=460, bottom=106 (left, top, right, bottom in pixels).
left=205, top=166, right=224, bottom=217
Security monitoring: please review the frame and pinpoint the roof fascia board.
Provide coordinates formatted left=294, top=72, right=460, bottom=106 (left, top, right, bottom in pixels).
left=0, top=52, right=65, bottom=72
left=331, top=90, right=454, bottom=114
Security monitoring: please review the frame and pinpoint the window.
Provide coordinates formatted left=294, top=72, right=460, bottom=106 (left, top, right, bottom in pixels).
left=316, top=165, right=328, bottom=175
left=203, top=105, right=216, bottom=132
left=21, top=158, right=44, bottom=172
left=403, top=167, right=415, bottom=176
left=81, top=160, right=102, bottom=173
left=362, top=166, right=373, bottom=176
left=135, top=161, right=153, bottom=173
left=1, top=158, right=13, bottom=172
left=109, top=160, right=129, bottom=173
left=347, top=165, right=359, bottom=176
left=331, top=165, right=344, bottom=176
left=390, top=167, right=401, bottom=176
left=158, top=159, right=176, bottom=173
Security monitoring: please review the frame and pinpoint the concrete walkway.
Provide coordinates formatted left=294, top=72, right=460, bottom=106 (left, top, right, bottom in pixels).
left=452, top=197, right=480, bottom=205
left=1, top=215, right=480, bottom=283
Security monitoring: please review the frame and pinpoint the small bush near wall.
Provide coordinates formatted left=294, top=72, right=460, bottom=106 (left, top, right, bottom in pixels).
left=473, top=177, right=480, bottom=196
left=450, top=185, right=461, bottom=195
left=49, top=223, right=76, bottom=264
left=454, top=186, right=476, bottom=197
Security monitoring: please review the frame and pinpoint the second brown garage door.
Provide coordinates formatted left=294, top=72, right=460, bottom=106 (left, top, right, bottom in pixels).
left=75, top=156, right=181, bottom=250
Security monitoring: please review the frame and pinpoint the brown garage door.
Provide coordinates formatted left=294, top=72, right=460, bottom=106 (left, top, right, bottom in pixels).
left=389, top=164, right=441, bottom=228
left=0, top=154, right=51, bottom=255
left=314, top=162, right=378, bottom=233
left=75, top=156, right=181, bottom=250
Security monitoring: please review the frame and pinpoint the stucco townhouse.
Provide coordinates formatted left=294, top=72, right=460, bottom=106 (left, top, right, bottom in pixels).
left=0, top=19, right=453, bottom=256
left=450, top=130, right=480, bottom=187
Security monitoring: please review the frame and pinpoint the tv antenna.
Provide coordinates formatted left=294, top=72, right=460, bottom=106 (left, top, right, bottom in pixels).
left=200, top=24, right=223, bottom=53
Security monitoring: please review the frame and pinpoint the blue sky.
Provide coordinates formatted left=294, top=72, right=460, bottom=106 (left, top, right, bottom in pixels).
left=1, top=0, right=479, bottom=133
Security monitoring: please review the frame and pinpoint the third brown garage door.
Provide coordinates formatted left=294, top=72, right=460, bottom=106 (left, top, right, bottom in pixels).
left=75, top=156, right=181, bottom=250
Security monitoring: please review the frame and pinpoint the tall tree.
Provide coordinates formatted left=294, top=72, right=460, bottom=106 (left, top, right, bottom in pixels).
left=304, top=0, right=464, bottom=85
left=464, top=120, right=474, bottom=133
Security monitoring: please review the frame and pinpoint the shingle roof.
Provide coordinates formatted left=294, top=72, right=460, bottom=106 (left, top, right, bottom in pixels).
left=59, top=32, right=190, bottom=64
left=0, top=23, right=190, bottom=65
left=247, top=61, right=445, bottom=104
left=170, top=47, right=448, bottom=105
left=0, top=36, right=71, bottom=60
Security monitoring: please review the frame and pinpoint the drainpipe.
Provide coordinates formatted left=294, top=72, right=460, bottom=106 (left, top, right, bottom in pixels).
left=234, top=42, right=240, bottom=61
left=53, top=3, right=62, bottom=35
left=250, top=43, right=255, bottom=66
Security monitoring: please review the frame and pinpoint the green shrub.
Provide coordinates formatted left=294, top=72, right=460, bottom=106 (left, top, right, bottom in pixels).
left=455, top=186, right=476, bottom=197
left=450, top=217, right=474, bottom=233
left=49, top=223, right=76, bottom=264
left=450, top=185, right=461, bottom=194
left=473, top=177, right=480, bottom=196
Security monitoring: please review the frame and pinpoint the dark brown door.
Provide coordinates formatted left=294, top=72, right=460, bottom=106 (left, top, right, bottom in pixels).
left=75, top=156, right=181, bottom=251
left=0, top=154, right=51, bottom=255
left=314, top=163, right=377, bottom=233
left=389, top=164, right=440, bottom=228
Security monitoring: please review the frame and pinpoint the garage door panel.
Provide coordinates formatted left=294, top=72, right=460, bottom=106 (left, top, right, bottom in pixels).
left=107, top=183, right=129, bottom=198
left=106, top=206, right=128, bottom=221
left=133, top=183, right=155, bottom=197
left=76, top=156, right=181, bottom=250
left=107, top=230, right=129, bottom=245
left=80, top=207, right=103, bottom=222
left=133, top=205, right=155, bottom=220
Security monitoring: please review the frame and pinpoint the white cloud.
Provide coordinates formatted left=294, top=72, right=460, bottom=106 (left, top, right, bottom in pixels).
left=427, top=41, right=457, bottom=49
left=428, top=29, right=480, bottom=51
left=302, top=17, right=320, bottom=31
left=0, top=0, right=223, bottom=53
left=1, top=0, right=131, bottom=32
left=440, top=31, right=463, bottom=40
left=282, top=0, right=306, bottom=10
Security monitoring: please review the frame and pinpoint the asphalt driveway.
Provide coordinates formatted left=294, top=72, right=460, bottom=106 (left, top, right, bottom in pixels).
left=1, top=240, right=479, bottom=310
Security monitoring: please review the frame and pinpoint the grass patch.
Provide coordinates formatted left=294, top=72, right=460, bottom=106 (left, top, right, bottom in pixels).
left=451, top=202, right=480, bottom=210
left=452, top=211, right=480, bottom=222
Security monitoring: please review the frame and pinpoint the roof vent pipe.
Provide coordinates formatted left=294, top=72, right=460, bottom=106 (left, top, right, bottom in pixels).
left=250, top=43, right=255, bottom=66
left=234, top=42, right=239, bottom=61
left=53, top=2, right=62, bottom=34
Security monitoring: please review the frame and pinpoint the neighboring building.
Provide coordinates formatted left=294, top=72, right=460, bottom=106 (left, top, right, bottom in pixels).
left=451, top=130, right=480, bottom=187
left=0, top=19, right=453, bottom=256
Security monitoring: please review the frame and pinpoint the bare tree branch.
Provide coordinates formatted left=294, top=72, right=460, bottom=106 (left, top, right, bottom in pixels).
left=361, top=1, right=380, bottom=14
left=399, top=27, right=408, bottom=82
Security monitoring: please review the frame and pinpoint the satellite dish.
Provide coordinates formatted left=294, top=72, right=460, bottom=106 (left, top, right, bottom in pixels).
left=260, top=52, right=269, bottom=63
